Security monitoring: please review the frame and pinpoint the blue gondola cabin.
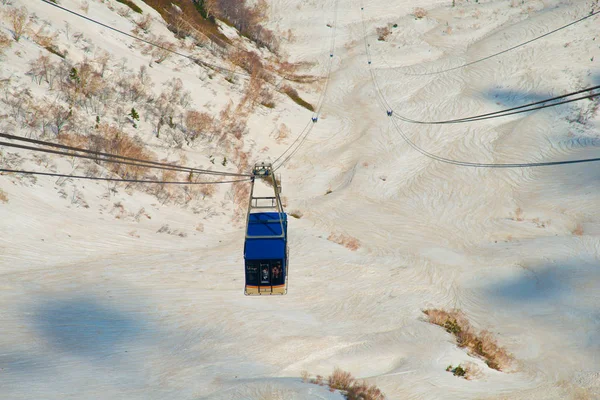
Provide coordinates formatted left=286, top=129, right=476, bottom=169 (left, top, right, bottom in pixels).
left=244, top=212, right=288, bottom=295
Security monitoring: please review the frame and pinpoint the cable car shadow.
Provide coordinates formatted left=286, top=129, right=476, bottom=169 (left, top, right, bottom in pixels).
left=482, top=258, right=600, bottom=361
left=30, top=297, right=142, bottom=357
left=483, top=88, right=551, bottom=108
left=1, top=289, right=210, bottom=398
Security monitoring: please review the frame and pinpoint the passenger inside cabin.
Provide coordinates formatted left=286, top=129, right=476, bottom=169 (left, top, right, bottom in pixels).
left=261, top=267, right=270, bottom=283
left=272, top=262, right=283, bottom=284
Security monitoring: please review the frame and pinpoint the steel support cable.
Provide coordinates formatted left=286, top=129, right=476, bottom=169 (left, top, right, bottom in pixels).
left=0, top=133, right=251, bottom=177
left=359, top=4, right=394, bottom=113
left=39, top=0, right=250, bottom=77
left=272, top=1, right=338, bottom=170
left=272, top=123, right=316, bottom=172
left=395, top=9, right=600, bottom=76
left=271, top=120, right=313, bottom=166
left=392, top=88, right=600, bottom=124
left=0, top=167, right=252, bottom=184
left=0, top=140, right=253, bottom=179
left=359, top=5, right=600, bottom=125
left=359, top=6, right=600, bottom=168
left=388, top=117, right=600, bottom=168
left=272, top=0, right=340, bottom=172
left=311, top=0, right=339, bottom=119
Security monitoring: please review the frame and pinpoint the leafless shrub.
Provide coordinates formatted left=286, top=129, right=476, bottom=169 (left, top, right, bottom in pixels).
left=80, top=1, right=90, bottom=14
left=0, top=188, right=8, bottom=203
left=300, top=370, right=310, bottom=383
left=47, top=101, right=72, bottom=135
left=93, top=50, right=111, bottom=77
left=88, top=124, right=154, bottom=178
left=572, top=222, right=584, bottom=236
left=135, top=13, right=153, bottom=32
left=328, top=368, right=355, bottom=391
left=413, top=7, right=427, bottom=19
left=157, top=223, right=187, bottom=237
left=304, top=368, right=385, bottom=400
left=27, top=54, right=52, bottom=85
left=513, top=206, right=524, bottom=221
left=275, top=123, right=290, bottom=143
left=142, top=35, right=176, bottom=64
left=327, top=233, right=360, bottom=251
left=32, top=23, right=58, bottom=49
left=311, top=375, right=324, bottom=386
left=184, top=110, right=213, bottom=142
left=0, top=32, right=11, bottom=56
left=6, top=6, right=30, bottom=42
left=199, top=179, right=218, bottom=198
left=376, top=26, right=391, bottom=41
left=423, top=309, right=513, bottom=371
left=289, top=210, right=302, bottom=219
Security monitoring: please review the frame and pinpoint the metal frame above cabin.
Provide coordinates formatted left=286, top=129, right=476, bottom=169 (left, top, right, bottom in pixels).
left=245, top=162, right=286, bottom=240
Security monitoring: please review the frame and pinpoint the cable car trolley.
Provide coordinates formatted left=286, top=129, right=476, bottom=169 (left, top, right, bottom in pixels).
left=244, top=162, right=288, bottom=295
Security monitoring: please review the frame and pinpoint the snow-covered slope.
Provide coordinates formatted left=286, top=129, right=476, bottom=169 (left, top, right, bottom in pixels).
left=1, top=0, right=599, bottom=399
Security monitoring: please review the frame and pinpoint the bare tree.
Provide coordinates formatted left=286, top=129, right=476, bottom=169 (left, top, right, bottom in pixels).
left=6, top=6, right=30, bottom=42
left=47, top=101, right=72, bottom=135
left=0, top=32, right=11, bottom=56
left=184, top=110, right=213, bottom=142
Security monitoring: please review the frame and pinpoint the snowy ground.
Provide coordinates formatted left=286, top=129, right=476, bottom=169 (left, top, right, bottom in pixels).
left=1, top=0, right=600, bottom=399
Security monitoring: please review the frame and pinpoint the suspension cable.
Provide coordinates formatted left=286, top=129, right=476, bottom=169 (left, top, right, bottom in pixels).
left=360, top=4, right=600, bottom=168
left=397, top=8, right=600, bottom=76
left=388, top=117, right=600, bottom=168
left=360, top=5, right=599, bottom=125
left=272, top=0, right=340, bottom=172
left=0, top=133, right=251, bottom=177
left=0, top=167, right=252, bottom=184
left=392, top=87, right=600, bottom=124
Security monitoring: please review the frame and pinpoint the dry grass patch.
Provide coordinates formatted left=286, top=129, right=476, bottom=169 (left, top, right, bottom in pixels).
left=572, top=222, right=584, bottom=236
left=281, top=84, right=314, bottom=112
left=0, top=188, right=8, bottom=203
left=0, top=32, right=11, bottom=56
left=289, top=210, right=303, bottom=219
left=61, top=125, right=155, bottom=179
left=327, top=233, right=360, bottom=251
left=303, top=368, right=385, bottom=400
left=5, top=6, right=31, bottom=42
left=376, top=26, right=391, bottom=41
left=413, top=7, right=427, bottom=19
left=423, top=309, right=513, bottom=371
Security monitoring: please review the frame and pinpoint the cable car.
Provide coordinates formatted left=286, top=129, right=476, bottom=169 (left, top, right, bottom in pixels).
left=244, top=162, right=288, bottom=295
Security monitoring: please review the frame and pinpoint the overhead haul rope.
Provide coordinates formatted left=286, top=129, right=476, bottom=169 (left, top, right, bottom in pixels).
left=387, top=117, right=600, bottom=168
left=394, top=8, right=600, bottom=76
left=361, top=6, right=600, bottom=124
left=0, top=168, right=252, bottom=184
left=0, top=134, right=251, bottom=177
left=392, top=85, right=600, bottom=125
left=272, top=0, right=340, bottom=172
left=359, top=4, right=600, bottom=168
